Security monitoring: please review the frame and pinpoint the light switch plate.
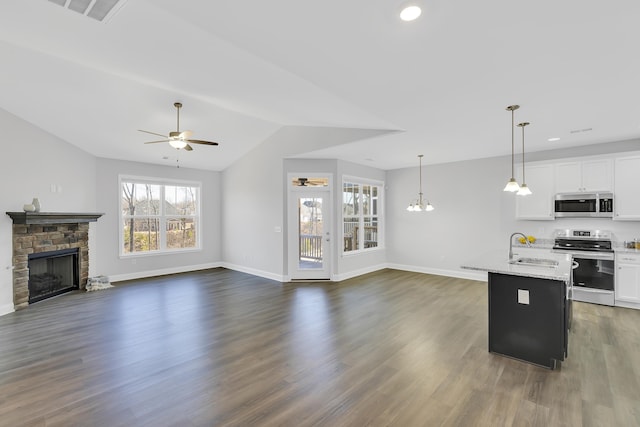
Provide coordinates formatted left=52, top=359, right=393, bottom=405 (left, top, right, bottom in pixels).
left=518, top=289, right=530, bottom=305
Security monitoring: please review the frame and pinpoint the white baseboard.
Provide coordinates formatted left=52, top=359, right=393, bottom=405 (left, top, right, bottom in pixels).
left=109, top=262, right=222, bottom=283
left=220, top=263, right=287, bottom=282
left=106, top=261, right=487, bottom=286
left=332, top=263, right=387, bottom=282
left=0, top=303, right=14, bottom=317
left=386, top=263, right=488, bottom=282
left=615, top=300, right=640, bottom=310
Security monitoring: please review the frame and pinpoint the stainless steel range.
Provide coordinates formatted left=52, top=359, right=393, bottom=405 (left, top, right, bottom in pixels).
left=552, top=229, right=615, bottom=306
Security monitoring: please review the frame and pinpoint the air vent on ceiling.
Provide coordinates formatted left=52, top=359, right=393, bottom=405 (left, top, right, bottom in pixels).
left=570, top=128, right=593, bottom=134
left=47, top=0, right=128, bottom=23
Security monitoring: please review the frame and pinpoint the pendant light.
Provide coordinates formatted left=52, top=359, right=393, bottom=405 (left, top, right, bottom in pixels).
left=503, top=105, right=520, bottom=192
left=406, top=154, right=434, bottom=212
left=516, top=121, right=532, bottom=196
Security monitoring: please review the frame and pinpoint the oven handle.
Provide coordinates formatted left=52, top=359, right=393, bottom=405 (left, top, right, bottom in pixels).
left=552, top=249, right=614, bottom=261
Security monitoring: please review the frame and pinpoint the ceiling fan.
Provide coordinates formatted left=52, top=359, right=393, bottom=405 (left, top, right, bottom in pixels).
left=294, top=177, right=328, bottom=187
left=138, top=102, right=220, bottom=151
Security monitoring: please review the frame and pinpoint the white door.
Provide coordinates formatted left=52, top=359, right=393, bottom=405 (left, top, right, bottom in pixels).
left=288, top=185, right=331, bottom=280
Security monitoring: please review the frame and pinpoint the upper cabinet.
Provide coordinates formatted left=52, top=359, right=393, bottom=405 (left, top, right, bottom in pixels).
left=515, top=163, right=555, bottom=220
left=555, top=159, right=612, bottom=193
left=614, top=155, right=640, bottom=220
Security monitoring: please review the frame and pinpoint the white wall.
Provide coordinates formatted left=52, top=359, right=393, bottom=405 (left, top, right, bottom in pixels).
left=0, top=108, right=97, bottom=315
left=387, top=156, right=512, bottom=280
left=221, top=135, right=286, bottom=280
left=3, top=105, right=639, bottom=316
left=94, top=158, right=221, bottom=281
left=282, top=158, right=387, bottom=281
left=335, top=160, right=387, bottom=279
left=386, top=145, right=640, bottom=281
left=222, top=125, right=396, bottom=281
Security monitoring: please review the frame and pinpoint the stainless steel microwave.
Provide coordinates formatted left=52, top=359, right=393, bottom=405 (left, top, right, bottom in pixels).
left=554, top=192, right=614, bottom=218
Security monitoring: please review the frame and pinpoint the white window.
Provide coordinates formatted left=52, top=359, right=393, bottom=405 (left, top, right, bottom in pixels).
left=342, top=178, right=383, bottom=253
left=119, top=176, right=201, bottom=256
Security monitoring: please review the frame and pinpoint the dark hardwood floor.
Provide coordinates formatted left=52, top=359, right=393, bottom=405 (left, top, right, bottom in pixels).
left=1, top=268, right=639, bottom=426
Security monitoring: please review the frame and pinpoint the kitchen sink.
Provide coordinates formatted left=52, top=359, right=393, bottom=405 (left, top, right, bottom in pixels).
left=509, top=257, right=559, bottom=268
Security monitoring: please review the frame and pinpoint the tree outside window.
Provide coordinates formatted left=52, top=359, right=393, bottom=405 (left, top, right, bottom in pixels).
left=120, top=178, right=200, bottom=255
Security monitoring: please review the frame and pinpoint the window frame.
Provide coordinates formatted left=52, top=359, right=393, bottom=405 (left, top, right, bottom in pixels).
left=341, top=176, right=384, bottom=255
left=119, top=175, right=202, bottom=257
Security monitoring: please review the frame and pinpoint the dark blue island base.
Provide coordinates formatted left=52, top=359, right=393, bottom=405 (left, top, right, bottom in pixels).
left=488, top=272, right=569, bottom=370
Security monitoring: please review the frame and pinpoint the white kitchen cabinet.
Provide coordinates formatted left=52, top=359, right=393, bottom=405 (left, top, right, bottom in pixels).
left=615, top=252, right=640, bottom=309
left=515, top=163, right=555, bottom=220
left=555, top=159, right=612, bottom=193
left=614, top=155, right=640, bottom=220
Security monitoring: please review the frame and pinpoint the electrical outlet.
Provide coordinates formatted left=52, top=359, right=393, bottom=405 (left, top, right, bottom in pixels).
left=517, top=289, right=530, bottom=305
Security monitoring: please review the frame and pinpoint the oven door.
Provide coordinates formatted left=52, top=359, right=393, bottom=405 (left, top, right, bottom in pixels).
left=553, top=249, right=615, bottom=305
left=572, top=255, right=614, bottom=291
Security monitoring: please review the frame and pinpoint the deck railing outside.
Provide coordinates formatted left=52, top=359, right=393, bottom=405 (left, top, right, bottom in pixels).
left=300, top=234, right=322, bottom=260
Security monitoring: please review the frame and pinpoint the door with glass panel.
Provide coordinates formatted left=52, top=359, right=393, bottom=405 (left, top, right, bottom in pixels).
left=288, top=176, right=331, bottom=280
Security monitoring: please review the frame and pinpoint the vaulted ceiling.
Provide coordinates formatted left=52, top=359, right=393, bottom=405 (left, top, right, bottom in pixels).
left=1, top=0, right=639, bottom=171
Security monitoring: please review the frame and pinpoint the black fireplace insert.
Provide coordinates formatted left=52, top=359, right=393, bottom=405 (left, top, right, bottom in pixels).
left=28, top=248, right=79, bottom=303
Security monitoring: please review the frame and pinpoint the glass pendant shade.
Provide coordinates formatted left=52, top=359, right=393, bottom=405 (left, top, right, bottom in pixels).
left=516, top=121, right=532, bottom=196
left=517, top=184, right=532, bottom=196
left=504, top=105, right=521, bottom=192
left=503, top=178, right=520, bottom=192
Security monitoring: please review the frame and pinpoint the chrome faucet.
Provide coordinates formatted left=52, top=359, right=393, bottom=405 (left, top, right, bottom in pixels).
left=509, top=232, right=531, bottom=261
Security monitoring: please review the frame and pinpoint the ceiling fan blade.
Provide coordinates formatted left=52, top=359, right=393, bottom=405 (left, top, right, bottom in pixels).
left=179, top=130, right=193, bottom=139
left=184, top=144, right=194, bottom=151
left=138, top=129, right=168, bottom=138
left=186, top=139, right=219, bottom=146
left=144, top=140, right=170, bottom=144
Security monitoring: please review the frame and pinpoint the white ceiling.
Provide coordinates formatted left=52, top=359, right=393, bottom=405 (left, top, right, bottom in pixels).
left=1, top=0, right=640, bottom=171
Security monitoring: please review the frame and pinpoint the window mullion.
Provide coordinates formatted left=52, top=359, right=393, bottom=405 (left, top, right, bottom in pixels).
left=159, top=185, right=165, bottom=251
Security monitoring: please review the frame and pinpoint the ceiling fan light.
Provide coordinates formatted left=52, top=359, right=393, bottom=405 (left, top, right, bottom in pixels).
left=169, top=139, right=187, bottom=149
left=400, top=5, right=422, bottom=21
left=503, top=178, right=520, bottom=192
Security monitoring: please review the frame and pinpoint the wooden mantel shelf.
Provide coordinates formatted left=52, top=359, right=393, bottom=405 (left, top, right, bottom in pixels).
left=6, top=212, right=104, bottom=225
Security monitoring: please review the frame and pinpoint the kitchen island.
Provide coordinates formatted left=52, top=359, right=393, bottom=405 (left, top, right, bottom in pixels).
left=462, top=251, right=573, bottom=369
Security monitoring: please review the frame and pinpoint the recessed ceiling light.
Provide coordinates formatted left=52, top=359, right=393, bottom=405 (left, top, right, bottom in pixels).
left=400, top=5, right=422, bottom=21
left=548, top=137, right=560, bottom=142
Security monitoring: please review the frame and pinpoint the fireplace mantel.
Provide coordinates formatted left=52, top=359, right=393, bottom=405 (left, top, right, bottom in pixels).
left=6, top=212, right=104, bottom=225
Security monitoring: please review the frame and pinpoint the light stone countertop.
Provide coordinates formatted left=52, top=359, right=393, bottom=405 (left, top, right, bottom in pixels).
left=461, top=250, right=573, bottom=282
left=615, top=247, right=640, bottom=254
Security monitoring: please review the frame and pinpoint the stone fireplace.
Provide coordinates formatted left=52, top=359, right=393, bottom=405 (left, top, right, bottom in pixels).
left=6, top=212, right=103, bottom=309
